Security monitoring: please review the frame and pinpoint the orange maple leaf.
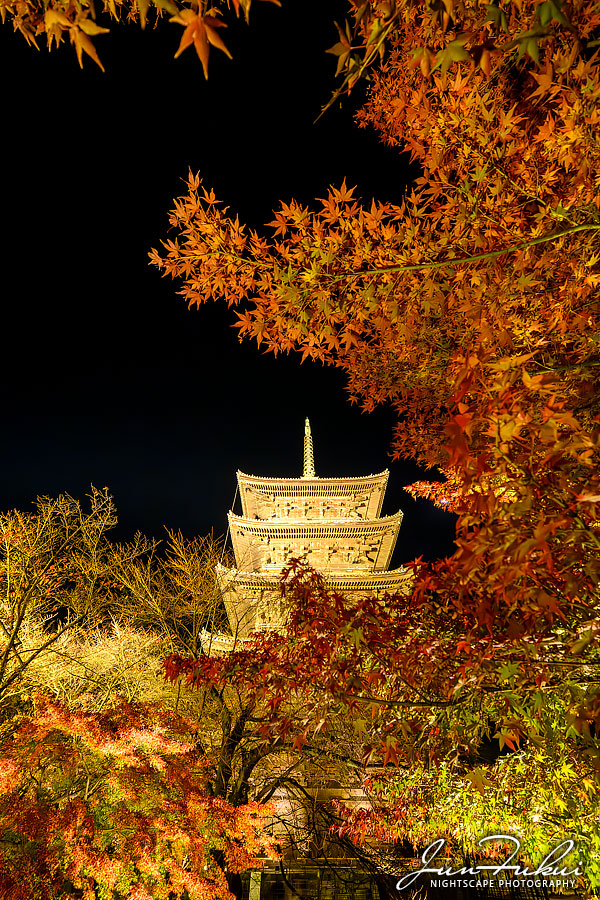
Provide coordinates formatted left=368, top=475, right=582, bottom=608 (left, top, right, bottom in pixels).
left=171, top=9, right=231, bottom=78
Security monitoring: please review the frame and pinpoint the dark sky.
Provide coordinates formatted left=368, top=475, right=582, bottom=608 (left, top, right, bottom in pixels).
left=0, top=0, right=455, bottom=563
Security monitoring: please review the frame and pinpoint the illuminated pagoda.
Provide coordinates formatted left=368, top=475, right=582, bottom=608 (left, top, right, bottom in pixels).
left=214, top=419, right=412, bottom=644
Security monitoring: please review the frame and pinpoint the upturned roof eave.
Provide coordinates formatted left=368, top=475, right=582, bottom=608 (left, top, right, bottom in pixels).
left=236, top=469, right=390, bottom=485
left=216, top=562, right=412, bottom=587
left=227, top=509, right=404, bottom=530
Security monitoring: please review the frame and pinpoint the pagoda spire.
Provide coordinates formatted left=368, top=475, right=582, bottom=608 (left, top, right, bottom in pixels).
left=302, top=417, right=316, bottom=478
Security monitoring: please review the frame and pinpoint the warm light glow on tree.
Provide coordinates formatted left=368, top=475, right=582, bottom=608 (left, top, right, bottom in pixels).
left=153, top=0, right=600, bottom=890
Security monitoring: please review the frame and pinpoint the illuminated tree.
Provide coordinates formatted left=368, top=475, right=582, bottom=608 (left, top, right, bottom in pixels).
left=165, top=560, right=600, bottom=891
left=0, top=495, right=392, bottom=897
left=0, top=489, right=124, bottom=715
left=0, top=696, right=274, bottom=900
left=151, top=0, right=600, bottom=704
left=152, top=0, right=600, bottom=887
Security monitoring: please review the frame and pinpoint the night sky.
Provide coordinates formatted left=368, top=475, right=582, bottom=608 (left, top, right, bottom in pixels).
left=0, top=0, right=455, bottom=563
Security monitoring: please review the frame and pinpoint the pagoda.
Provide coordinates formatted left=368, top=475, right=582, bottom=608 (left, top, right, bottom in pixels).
left=215, top=419, right=412, bottom=643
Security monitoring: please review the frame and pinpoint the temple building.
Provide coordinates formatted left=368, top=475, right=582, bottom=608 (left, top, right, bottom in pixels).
left=203, top=421, right=413, bottom=898
left=214, top=419, right=412, bottom=645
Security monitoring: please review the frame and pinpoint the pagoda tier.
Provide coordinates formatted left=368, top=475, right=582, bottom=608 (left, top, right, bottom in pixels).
left=216, top=563, right=413, bottom=640
left=227, top=510, right=403, bottom=575
left=216, top=564, right=413, bottom=594
left=211, top=419, right=412, bottom=642
left=236, top=470, right=389, bottom=521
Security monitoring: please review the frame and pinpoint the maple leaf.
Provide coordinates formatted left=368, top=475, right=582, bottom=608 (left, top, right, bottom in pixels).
left=44, top=8, right=72, bottom=50
left=292, top=732, right=308, bottom=751
left=70, top=24, right=106, bottom=71
left=466, top=767, right=493, bottom=795
left=171, top=9, right=231, bottom=77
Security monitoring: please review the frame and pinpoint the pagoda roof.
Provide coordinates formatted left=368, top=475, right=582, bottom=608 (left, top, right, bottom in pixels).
left=236, top=469, right=389, bottom=519
left=227, top=510, right=402, bottom=574
left=216, top=563, right=413, bottom=595
left=237, top=469, right=389, bottom=489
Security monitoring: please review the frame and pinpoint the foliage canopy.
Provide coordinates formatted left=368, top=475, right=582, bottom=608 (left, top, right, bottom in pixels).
left=2, top=0, right=600, bottom=892
left=152, top=0, right=600, bottom=890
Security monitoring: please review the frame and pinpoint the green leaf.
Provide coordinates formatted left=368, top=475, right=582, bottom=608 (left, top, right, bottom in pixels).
left=532, top=692, right=545, bottom=713
left=432, top=37, right=471, bottom=74
left=498, top=661, right=520, bottom=683
left=485, top=3, right=508, bottom=31
left=537, top=0, right=570, bottom=26
left=537, top=2, right=552, bottom=26
left=366, top=17, right=386, bottom=47
left=518, top=36, right=540, bottom=63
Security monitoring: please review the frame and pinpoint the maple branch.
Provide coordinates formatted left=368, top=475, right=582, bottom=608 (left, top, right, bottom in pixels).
left=0, top=614, right=86, bottom=701
left=348, top=692, right=462, bottom=709
left=316, top=13, right=399, bottom=123
left=535, top=360, right=600, bottom=373
left=0, top=491, right=114, bottom=688
left=166, top=223, right=599, bottom=294
left=328, top=224, right=600, bottom=280
left=254, top=756, right=309, bottom=804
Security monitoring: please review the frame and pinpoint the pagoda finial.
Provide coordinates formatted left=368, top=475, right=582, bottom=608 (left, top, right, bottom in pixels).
left=302, top=417, right=316, bottom=478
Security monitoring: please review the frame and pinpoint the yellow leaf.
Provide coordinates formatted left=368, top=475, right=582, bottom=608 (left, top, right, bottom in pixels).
left=78, top=18, right=110, bottom=35
left=499, top=419, right=517, bottom=441
left=138, top=0, right=150, bottom=28
left=539, top=420, right=557, bottom=443
left=45, top=9, right=71, bottom=28
left=71, top=27, right=105, bottom=71
left=466, top=767, right=492, bottom=795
